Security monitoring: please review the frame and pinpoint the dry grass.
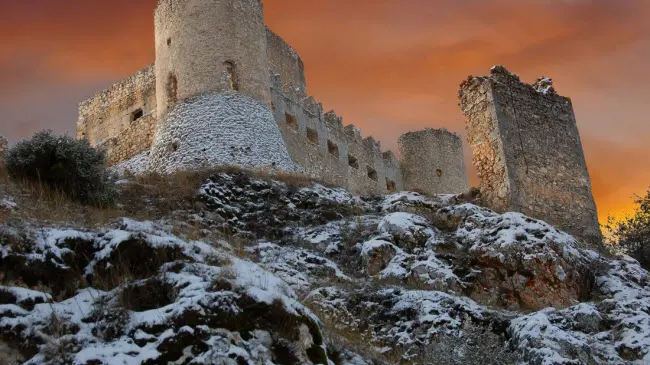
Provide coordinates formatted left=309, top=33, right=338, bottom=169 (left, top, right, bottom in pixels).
left=0, top=164, right=324, bottom=227
left=307, top=301, right=400, bottom=365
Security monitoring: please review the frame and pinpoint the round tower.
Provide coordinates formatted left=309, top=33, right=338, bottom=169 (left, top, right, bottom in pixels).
left=398, top=128, right=469, bottom=195
left=154, top=0, right=271, bottom=120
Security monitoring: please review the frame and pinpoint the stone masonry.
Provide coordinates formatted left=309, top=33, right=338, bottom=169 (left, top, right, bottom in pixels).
left=77, top=0, right=469, bottom=196
left=76, top=1, right=602, bottom=243
left=459, top=66, right=601, bottom=245
left=399, top=129, right=469, bottom=195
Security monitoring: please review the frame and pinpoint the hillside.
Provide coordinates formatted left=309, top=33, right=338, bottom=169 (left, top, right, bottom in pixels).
left=1, top=170, right=649, bottom=364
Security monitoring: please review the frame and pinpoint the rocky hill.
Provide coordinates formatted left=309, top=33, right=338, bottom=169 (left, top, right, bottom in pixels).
left=1, top=171, right=649, bottom=364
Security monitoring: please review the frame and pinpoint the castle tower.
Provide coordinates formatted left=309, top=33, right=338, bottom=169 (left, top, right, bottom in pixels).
left=154, top=0, right=271, bottom=120
left=398, top=128, right=469, bottom=195
left=459, top=66, right=601, bottom=246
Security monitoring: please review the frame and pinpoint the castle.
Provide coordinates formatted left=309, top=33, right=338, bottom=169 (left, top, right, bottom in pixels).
left=75, top=0, right=600, bottom=244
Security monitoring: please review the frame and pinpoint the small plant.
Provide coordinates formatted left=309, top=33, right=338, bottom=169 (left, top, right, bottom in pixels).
left=605, top=188, right=650, bottom=270
left=5, top=130, right=116, bottom=206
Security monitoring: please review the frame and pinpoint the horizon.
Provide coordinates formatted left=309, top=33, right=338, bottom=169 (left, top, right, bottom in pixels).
left=1, top=0, right=649, bottom=222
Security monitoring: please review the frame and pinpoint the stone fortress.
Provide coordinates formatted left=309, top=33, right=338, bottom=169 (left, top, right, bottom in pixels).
left=75, top=0, right=600, bottom=243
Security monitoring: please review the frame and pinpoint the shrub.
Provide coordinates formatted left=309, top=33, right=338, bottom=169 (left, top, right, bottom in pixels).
left=605, top=188, right=650, bottom=270
left=5, top=130, right=116, bottom=206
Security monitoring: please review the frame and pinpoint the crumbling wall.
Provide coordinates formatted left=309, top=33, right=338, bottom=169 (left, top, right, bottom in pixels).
left=270, top=75, right=402, bottom=195
left=77, top=65, right=157, bottom=164
left=266, top=28, right=306, bottom=96
left=398, top=128, right=469, bottom=195
left=459, top=66, right=601, bottom=245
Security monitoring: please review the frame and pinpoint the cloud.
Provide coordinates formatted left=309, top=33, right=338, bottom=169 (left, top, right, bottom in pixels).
left=0, top=0, right=648, bottom=221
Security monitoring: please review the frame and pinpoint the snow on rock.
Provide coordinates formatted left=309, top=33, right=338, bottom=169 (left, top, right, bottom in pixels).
left=149, top=92, right=297, bottom=174
left=0, top=198, right=17, bottom=210
left=108, top=151, right=151, bottom=176
left=0, top=219, right=332, bottom=364
left=307, top=285, right=509, bottom=361
left=0, top=286, right=51, bottom=310
left=510, top=256, right=650, bottom=364
left=4, top=171, right=650, bottom=365
left=198, top=171, right=367, bottom=238
left=378, top=212, right=440, bottom=249
left=247, top=241, right=352, bottom=295
left=380, top=191, right=441, bottom=212
left=292, top=216, right=381, bottom=254
left=445, top=204, right=593, bottom=310
left=359, top=238, right=399, bottom=275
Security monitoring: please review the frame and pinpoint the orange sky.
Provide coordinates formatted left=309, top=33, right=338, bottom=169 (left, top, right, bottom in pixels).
left=1, top=0, right=649, bottom=222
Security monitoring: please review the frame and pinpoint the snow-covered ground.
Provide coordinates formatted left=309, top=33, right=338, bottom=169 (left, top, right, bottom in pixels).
left=1, top=171, right=649, bottom=364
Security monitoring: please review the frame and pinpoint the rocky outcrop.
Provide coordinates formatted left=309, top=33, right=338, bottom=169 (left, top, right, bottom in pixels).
left=1, top=171, right=649, bottom=364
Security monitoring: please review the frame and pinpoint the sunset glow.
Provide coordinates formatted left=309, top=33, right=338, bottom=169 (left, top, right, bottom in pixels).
left=1, top=0, right=649, bottom=222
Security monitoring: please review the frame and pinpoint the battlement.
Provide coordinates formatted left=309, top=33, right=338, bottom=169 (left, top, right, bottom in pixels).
left=77, top=0, right=470, bottom=197
left=460, top=66, right=601, bottom=246
left=269, top=68, right=405, bottom=194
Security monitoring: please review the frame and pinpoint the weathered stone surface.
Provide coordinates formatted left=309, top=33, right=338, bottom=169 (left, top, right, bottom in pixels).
left=459, top=66, right=602, bottom=248
left=399, top=128, right=470, bottom=195
left=77, top=0, right=470, bottom=197
left=77, top=66, right=157, bottom=165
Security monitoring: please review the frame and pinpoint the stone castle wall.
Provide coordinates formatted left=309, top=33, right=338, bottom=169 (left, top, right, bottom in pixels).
left=154, top=0, right=271, bottom=119
left=77, top=0, right=469, bottom=196
left=266, top=28, right=307, bottom=96
left=399, top=129, right=469, bottom=195
left=459, top=66, right=601, bottom=244
left=270, top=74, right=403, bottom=195
left=77, top=65, right=157, bottom=165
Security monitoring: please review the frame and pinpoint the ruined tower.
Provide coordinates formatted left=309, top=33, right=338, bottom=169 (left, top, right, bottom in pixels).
left=459, top=66, right=601, bottom=245
left=154, top=0, right=271, bottom=120
left=398, top=129, right=469, bottom=195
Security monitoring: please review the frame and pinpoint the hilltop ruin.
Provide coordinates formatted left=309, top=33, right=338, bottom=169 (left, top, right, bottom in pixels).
left=75, top=0, right=600, bottom=243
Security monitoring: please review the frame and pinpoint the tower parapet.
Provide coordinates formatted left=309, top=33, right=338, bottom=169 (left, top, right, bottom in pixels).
left=459, top=66, right=601, bottom=246
left=154, top=0, right=271, bottom=120
left=399, top=128, right=469, bottom=195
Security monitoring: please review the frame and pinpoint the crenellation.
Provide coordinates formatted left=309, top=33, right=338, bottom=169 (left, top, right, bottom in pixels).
left=73, top=1, right=604, bottom=248
left=344, top=125, right=362, bottom=142
left=301, top=96, right=324, bottom=119
left=78, top=0, right=479, bottom=198
left=324, top=110, right=344, bottom=130
left=363, top=136, right=381, bottom=153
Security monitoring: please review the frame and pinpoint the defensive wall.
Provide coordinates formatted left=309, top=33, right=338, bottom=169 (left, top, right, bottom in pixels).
left=270, top=74, right=404, bottom=195
left=77, top=0, right=470, bottom=197
left=77, top=66, right=157, bottom=165
left=459, top=66, right=601, bottom=244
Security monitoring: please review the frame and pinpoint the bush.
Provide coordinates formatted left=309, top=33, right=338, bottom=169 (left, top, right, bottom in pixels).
left=606, top=188, right=650, bottom=269
left=5, top=130, right=116, bottom=206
